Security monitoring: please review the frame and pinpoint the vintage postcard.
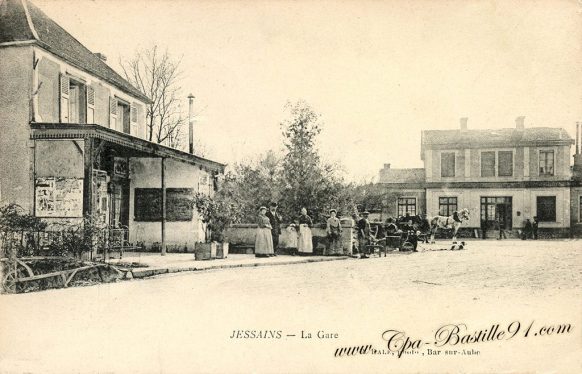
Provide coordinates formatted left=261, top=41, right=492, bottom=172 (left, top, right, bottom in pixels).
left=0, top=0, right=581, bottom=373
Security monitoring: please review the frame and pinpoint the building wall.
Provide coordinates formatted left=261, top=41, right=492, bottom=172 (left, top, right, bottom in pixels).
left=33, top=139, right=85, bottom=226
left=128, top=157, right=213, bottom=251
left=426, top=187, right=570, bottom=229
left=425, top=145, right=571, bottom=183
left=37, top=57, right=60, bottom=122
left=34, top=47, right=146, bottom=137
left=0, top=46, right=34, bottom=211
left=570, top=187, right=582, bottom=237
left=381, top=188, right=426, bottom=219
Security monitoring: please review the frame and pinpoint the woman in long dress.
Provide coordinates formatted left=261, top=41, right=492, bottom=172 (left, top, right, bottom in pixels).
left=255, top=206, right=274, bottom=257
left=326, top=209, right=343, bottom=255
left=297, top=207, right=313, bottom=255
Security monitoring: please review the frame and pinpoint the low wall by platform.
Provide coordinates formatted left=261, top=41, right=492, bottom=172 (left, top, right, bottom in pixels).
left=224, top=221, right=356, bottom=255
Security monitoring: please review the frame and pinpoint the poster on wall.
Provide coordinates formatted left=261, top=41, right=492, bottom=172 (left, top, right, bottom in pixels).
left=35, top=177, right=83, bottom=218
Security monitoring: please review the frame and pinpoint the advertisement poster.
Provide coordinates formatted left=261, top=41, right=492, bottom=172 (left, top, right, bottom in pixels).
left=34, top=177, right=83, bottom=218
left=0, top=1, right=581, bottom=374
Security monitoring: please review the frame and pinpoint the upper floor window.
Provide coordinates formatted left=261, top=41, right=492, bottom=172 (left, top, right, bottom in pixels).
left=397, top=197, right=416, bottom=217
left=481, top=151, right=496, bottom=177
left=60, top=75, right=86, bottom=124
left=539, top=150, right=554, bottom=176
left=440, top=152, right=455, bottom=177
left=498, top=151, right=513, bottom=177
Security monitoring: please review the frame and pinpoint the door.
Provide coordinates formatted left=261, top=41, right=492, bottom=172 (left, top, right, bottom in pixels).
left=495, top=204, right=511, bottom=230
left=109, top=180, right=129, bottom=228
left=481, top=197, right=512, bottom=230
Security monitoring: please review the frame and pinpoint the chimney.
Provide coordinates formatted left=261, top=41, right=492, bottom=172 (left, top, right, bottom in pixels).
left=515, top=116, right=525, bottom=130
left=384, top=163, right=391, bottom=170
left=576, top=121, right=580, bottom=155
left=574, top=122, right=582, bottom=181
left=94, top=52, right=107, bottom=62
left=460, top=117, right=468, bottom=131
left=188, top=94, right=195, bottom=154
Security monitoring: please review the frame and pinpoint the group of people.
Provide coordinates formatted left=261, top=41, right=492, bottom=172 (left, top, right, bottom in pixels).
left=254, top=203, right=345, bottom=258
left=485, top=216, right=539, bottom=240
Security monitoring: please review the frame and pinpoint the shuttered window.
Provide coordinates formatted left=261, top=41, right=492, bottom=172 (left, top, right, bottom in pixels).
left=130, top=103, right=138, bottom=136
left=59, top=74, right=70, bottom=123
left=87, top=86, right=95, bottom=123
left=498, top=151, right=513, bottom=177
left=440, top=152, right=455, bottom=177
left=109, top=97, right=117, bottom=129
left=481, top=151, right=496, bottom=177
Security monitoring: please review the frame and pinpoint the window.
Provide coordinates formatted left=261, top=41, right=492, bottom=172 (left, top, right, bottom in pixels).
left=198, top=173, right=213, bottom=195
left=440, top=152, right=455, bottom=177
left=539, top=150, right=554, bottom=176
left=536, top=196, right=556, bottom=222
left=439, top=197, right=457, bottom=216
left=117, top=102, right=130, bottom=134
left=59, top=75, right=86, bottom=124
left=481, top=151, right=496, bottom=177
left=397, top=198, right=416, bottom=216
left=498, top=151, right=513, bottom=177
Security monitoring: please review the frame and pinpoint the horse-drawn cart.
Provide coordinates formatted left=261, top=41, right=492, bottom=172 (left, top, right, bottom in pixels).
left=367, top=223, right=418, bottom=256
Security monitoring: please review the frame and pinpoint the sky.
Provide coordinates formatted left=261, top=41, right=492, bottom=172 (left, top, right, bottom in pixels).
left=34, top=0, right=582, bottom=181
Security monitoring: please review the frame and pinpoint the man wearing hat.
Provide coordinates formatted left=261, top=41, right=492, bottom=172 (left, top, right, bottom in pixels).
left=266, top=202, right=282, bottom=255
left=357, top=211, right=371, bottom=259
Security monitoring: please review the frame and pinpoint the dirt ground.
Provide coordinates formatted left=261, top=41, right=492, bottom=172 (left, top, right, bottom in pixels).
left=0, top=239, right=580, bottom=373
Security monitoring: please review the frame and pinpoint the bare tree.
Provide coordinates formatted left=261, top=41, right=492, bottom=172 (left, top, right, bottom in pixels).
left=120, top=45, right=185, bottom=148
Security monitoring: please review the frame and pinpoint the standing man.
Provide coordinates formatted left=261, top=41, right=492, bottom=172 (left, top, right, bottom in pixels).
left=522, top=219, right=533, bottom=240
left=357, top=211, right=371, bottom=259
left=266, top=202, right=281, bottom=255
left=495, top=219, right=507, bottom=240
left=532, top=216, right=539, bottom=240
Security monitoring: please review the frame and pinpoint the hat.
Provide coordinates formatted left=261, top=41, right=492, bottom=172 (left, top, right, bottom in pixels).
left=258, top=206, right=267, bottom=211
left=329, top=209, right=337, bottom=214
left=270, top=202, right=278, bottom=207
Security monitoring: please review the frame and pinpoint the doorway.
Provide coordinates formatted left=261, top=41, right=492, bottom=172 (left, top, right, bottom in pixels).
left=481, top=197, right=512, bottom=230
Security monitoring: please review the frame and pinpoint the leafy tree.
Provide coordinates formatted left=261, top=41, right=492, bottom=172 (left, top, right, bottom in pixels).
left=278, top=101, right=352, bottom=222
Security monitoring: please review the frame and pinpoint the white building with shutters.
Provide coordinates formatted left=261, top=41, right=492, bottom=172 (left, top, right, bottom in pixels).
left=0, top=0, right=225, bottom=256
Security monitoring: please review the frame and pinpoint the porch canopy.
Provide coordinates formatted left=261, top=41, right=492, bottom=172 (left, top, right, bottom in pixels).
left=30, top=123, right=226, bottom=255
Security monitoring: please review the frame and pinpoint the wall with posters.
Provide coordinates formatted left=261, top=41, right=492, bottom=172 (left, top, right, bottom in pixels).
left=33, top=140, right=85, bottom=223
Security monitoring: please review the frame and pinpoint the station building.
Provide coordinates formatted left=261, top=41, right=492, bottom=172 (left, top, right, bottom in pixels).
left=379, top=117, right=580, bottom=238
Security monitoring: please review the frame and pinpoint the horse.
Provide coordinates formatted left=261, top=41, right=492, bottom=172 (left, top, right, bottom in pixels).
left=429, top=208, right=470, bottom=244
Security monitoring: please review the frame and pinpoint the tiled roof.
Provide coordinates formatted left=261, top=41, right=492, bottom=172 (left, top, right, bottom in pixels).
left=0, top=0, right=150, bottom=103
left=378, top=168, right=425, bottom=184
left=422, top=127, right=573, bottom=147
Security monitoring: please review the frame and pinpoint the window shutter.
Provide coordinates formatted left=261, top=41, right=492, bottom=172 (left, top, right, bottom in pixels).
left=130, top=103, right=138, bottom=136
left=59, top=74, right=70, bottom=123
left=130, top=104, right=137, bottom=123
left=109, top=96, right=117, bottom=129
left=87, top=86, right=95, bottom=124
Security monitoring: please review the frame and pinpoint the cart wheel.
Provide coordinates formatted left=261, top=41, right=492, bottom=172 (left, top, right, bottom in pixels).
left=401, top=241, right=415, bottom=252
left=2, top=269, right=24, bottom=294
